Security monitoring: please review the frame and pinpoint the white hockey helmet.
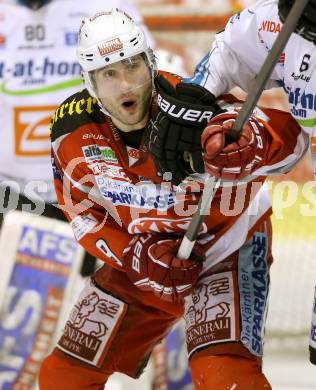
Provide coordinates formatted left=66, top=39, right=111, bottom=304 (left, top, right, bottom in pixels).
left=77, top=8, right=156, bottom=112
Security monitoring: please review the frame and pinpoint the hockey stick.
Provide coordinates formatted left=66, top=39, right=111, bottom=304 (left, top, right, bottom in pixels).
left=177, top=0, right=310, bottom=259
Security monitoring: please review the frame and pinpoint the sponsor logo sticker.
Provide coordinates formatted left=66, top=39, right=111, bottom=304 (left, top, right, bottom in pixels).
left=82, top=144, right=102, bottom=163
left=82, top=145, right=118, bottom=164
left=184, top=271, right=236, bottom=357
left=57, top=279, right=127, bottom=367
left=95, top=166, right=129, bottom=181
left=14, top=105, right=57, bottom=157
left=127, top=146, right=139, bottom=166
left=100, top=146, right=118, bottom=163
left=97, top=179, right=176, bottom=210
left=0, top=225, right=79, bottom=388
left=238, top=231, right=268, bottom=356
left=98, top=38, right=123, bottom=56
left=259, top=20, right=281, bottom=33
left=82, top=133, right=106, bottom=141
left=71, top=214, right=98, bottom=241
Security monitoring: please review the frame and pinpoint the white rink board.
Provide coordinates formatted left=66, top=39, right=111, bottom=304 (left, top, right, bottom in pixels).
left=263, top=237, right=316, bottom=390
left=266, top=238, right=316, bottom=337
left=264, top=351, right=316, bottom=390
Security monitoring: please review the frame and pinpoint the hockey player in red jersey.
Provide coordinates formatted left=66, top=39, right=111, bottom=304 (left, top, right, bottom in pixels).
left=39, top=8, right=308, bottom=390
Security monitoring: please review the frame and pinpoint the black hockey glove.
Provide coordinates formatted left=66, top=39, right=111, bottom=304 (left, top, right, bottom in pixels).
left=145, top=74, right=223, bottom=185
left=279, top=0, right=316, bottom=44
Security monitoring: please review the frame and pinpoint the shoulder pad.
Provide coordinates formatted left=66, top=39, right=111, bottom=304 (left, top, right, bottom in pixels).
left=50, top=89, right=104, bottom=142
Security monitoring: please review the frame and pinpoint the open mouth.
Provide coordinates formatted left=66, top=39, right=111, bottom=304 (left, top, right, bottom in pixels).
left=121, top=99, right=137, bottom=111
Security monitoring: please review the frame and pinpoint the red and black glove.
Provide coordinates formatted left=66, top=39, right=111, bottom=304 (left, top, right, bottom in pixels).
left=202, top=111, right=267, bottom=180
left=123, top=234, right=204, bottom=303
left=144, top=74, right=223, bottom=185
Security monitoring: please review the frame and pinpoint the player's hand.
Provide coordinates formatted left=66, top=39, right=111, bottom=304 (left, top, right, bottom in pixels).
left=145, top=73, right=223, bottom=185
left=123, top=234, right=204, bottom=303
left=202, top=111, right=267, bottom=180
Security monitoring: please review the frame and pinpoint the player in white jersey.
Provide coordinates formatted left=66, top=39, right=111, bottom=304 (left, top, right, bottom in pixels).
left=0, top=0, right=154, bottom=213
left=145, top=0, right=315, bottom=186
left=190, top=0, right=316, bottom=166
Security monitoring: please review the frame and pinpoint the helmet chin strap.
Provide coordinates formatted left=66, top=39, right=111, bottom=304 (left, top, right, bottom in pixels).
left=18, top=0, right=51, bottom=9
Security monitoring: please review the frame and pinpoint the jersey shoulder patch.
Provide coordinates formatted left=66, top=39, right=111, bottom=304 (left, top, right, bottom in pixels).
left=50, top=89, right=105, bottom=142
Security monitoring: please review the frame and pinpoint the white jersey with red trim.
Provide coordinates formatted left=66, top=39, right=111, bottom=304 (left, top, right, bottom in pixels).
left=188, top=0, right=316, bottom=179
left=0, top=0, right=153, bottom=202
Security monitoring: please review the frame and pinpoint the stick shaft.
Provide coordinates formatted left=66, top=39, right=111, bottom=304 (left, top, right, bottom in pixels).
left=177, top=176, right=218, bottom=259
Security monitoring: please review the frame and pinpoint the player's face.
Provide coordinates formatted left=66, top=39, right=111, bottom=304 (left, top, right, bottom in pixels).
left=94, top=55, right=152, bottom=132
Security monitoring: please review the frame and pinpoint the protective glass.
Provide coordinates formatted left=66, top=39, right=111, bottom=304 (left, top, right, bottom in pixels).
left=90, top=53, right=152, bottom=100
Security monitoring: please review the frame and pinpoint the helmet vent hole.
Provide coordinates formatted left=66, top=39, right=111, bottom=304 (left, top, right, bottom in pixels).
left=85, top=53, right=94, bottom=61
left=130, top=36, right=140, bottom=46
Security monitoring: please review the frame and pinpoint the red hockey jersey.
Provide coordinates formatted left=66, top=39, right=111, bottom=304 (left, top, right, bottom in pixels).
left=51, top=72, right=307, bottom=272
